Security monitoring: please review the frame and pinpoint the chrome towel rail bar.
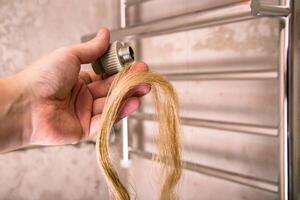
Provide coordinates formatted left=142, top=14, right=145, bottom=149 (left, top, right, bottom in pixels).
left=82, top=1, right=253, bottom=42
left=131, top=112, right=278, bottom=137
left=161, top=69, right=278, bottom=81
left=125, top=0, right=152, bottom=6
left=82, top=1, right=290, bottom=42
left=130, top=149, right=279, bottom=193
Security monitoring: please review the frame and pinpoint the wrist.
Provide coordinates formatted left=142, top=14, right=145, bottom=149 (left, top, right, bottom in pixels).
left=0, top=73, right=33, bottom=151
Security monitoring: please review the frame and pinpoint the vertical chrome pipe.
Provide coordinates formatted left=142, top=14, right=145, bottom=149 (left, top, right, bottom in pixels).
left=289, top=0, right=300, bottom=199
left=120, top=0, right=131, bottom=168
left=278, top=20, right=289, bottom=200
left=120, top=0, right=126, bottom=28
left=278, top=0, right=291, bottom=199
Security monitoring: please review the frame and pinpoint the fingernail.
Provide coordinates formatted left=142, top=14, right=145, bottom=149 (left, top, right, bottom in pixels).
left=97, top=29, right=104, bottom=37
left=97, top=28, right=108, bottom=37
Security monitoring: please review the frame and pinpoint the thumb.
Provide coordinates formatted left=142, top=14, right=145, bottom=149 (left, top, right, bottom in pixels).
left=71, top=28, right=110, bottom=64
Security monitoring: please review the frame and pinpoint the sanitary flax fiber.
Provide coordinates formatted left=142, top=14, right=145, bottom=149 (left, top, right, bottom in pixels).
left=96, top=65, right=182, bottom=200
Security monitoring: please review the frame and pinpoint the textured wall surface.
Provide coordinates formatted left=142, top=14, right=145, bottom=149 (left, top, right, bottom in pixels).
left=0, top=0, right=115, bottom=199
left=0, top=144, right=109, bottom=200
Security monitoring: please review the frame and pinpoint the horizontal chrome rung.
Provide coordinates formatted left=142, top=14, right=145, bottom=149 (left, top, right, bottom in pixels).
left=125, top=0, right=290, bottom=17
left=161, top=69, right=278, bottom=81
left=125, top=0, right=152, bottom=6
left=130, top=149, right=278, bottom=193
left=131, top=113, right=278, bottom=136
left=81, top=1, right=253, bottom=42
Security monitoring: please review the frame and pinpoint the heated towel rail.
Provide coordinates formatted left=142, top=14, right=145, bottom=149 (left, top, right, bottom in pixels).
left=82, top=0, right=299, bottom=199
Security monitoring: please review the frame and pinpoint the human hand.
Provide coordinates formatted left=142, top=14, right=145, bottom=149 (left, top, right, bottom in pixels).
left=13, top=28, right=150, bottom=146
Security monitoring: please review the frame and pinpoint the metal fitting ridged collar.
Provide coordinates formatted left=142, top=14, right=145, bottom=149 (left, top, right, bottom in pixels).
left=92, top=41, right=135, bottom=76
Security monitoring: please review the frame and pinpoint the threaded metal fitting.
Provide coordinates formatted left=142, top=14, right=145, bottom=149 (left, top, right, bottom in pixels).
left=92, top=41, right=135, bottom=76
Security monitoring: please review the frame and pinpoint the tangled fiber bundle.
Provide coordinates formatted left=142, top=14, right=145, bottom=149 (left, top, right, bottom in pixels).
left=96, top=65, right=182, bottom=200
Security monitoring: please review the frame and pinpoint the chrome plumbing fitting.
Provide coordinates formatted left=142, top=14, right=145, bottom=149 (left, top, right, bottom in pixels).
left=92, top=41, right=135, bottom=75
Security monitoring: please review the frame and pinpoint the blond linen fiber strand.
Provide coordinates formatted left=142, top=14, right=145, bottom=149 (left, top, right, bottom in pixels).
left=95, top=66, right=182, bottom=200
